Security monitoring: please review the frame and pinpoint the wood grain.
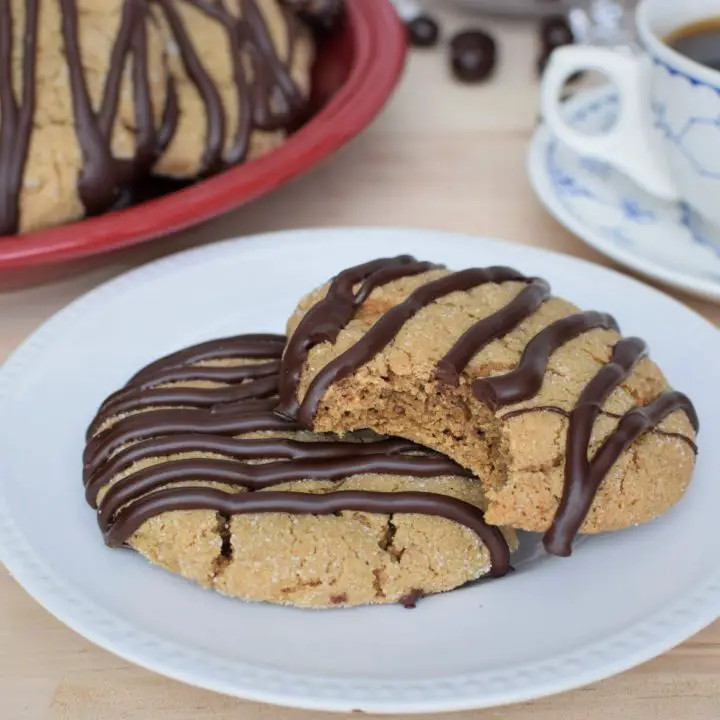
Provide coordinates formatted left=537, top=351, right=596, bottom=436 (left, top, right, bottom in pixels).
left=1, top=8, right=719, bottom=719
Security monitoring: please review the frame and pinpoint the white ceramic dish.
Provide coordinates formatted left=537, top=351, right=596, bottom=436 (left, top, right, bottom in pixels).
left=0, top=228, right=718, bottom=714
left=529, top=85, right=720, bottom=302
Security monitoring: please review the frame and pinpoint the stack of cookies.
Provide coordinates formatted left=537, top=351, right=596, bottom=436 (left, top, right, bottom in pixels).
left=0, top=0, right=340, bottom=236
left=84, top=256, right=698, bottom=608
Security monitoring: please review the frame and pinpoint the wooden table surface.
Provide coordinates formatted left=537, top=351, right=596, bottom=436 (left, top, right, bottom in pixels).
left=2, top=8, right=720, bottom=719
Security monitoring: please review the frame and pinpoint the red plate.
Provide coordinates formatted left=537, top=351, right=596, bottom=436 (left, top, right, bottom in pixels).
left=0, top=0, right=407, bottom=269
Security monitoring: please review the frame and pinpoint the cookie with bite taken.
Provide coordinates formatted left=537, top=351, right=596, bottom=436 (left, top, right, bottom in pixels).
left=276, top=256, right=699, bottom=556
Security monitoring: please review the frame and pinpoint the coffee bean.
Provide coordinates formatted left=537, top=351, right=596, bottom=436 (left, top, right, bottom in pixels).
left=540, top=14, right=574, bottom=48
left=407, top=15, right=440, bottom=48
left=537, top=14, right=574, bottom=76
left=450, top=30, right=496, bottom=83
left=285, top=0, right=344, bottom=33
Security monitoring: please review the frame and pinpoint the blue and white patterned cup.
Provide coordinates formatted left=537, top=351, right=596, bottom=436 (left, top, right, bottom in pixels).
left=541, top=0, right=720, bottom=228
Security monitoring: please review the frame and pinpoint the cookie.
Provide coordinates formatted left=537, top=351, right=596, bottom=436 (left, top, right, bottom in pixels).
left=151, top=0, right=315, bottom=179
left=276, top=256, right=699, bottom=555
left=83, top=333, right=514, bottom=608
left=0, top=0, right=171, bottom=235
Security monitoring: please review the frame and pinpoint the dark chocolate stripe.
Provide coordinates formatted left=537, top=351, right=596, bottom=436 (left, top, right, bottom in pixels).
left=277, top=256, right=438, bottom=418
left=0, top=0, right=38, bottom=235
left=242, top=0, right=304, bottom=132
left=155, top=0, right=226, bottom=174
left=91, top=360, right=281, bottom=433
left=102, top=487, right=511, bottom=576
left=122, top=360, right=281, bottom=392
left=226, top=19, right=254, bottom=166
left=84, top=408, right=296, bottom=477
left=97, top=453, right=473, bottom=520
left=156, top=74, right=179, bottom=154
left=128, top=334, right=284, bottom=386
left=210, top=396, right=280, bottom=415
left=85, top=435, right=422, bottom=503
left=60, top=0, right=115, bottom=213
left=60, top=0, right=157, bottom=215
left=499, top=404, right=698, bottom=454
left=130, top=16, right=157, bottom=169
left=472, top=311, right=620, bottom=411
left=85, top=399, right=280, bottom=482
left=0, top=3, right=15, bottom=231
left=155, top=0, right=306, bottom=171
left=436, top=279, right=551, bottom=385
left=88, top=346, right=282, bottom=441
left=544, top=338, right=699, bottom=555
left=295, top=267, right=530, bottom=427
left=547, top=390, right=699, bottom=556
left=100, top=1, right=135, bottom=136
left=88, top=374, right=279, bottom=438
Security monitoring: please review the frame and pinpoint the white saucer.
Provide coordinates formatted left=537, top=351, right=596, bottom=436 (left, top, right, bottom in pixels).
left=528, top=85, right=720, bottom=302
left=452, top=0, right=569, bottom=17
left=1, top=228, right=718, bottom=713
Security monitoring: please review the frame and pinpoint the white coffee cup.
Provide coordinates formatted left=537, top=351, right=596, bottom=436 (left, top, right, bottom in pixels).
left=541, top=0, right=720, bottom=228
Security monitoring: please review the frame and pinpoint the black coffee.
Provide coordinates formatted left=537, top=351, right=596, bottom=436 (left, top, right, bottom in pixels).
left=666, top=19, right=720, bottom=72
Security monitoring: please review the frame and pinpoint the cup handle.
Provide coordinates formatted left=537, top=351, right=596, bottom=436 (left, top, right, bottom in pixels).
left=541, top=46, right=680, bottom=201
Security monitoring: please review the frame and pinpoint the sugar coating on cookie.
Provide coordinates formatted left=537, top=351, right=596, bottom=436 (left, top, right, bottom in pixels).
left=84, top=333, right=514, bottom=608
left=276, top=256, right=699, bottom=554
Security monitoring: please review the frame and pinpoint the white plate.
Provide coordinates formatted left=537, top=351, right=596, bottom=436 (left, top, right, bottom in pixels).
left=529, top=85, right=720, bottom=303
left=1, top=228, right=718, bottom=714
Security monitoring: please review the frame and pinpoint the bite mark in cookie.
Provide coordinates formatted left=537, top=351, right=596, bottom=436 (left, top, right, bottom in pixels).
left=277, top=256, right=699, bottom=555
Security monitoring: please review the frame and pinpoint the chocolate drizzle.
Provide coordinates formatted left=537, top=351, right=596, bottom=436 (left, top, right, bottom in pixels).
left=1, top=0, right=312, bottom=234
left=472, top=311, right=620, bottom=410
left=86, top=333, right=510, bottom=576
left=84, top=405, right=295, bottom=478
left=544, top=339, right=698, bottom=555
left=499, top=405, right=698, bottom=454
left=0, top=0, right=38, bottom=234
left=155, top=0, right=307, bottom=173
left=436, top=278, right=551, bottom=385
left=276, top=257, right=699, bottom=556
left=129, top=333, right=285, bottom=383
left=86, top=333, right=285, bottom=440
left=103, top=488, right=509, bottom=577
left=293, top=266, right=530, bottom=426
left=155, top=0, right=225, bottom=174
left=85, top=435, right=424, bottom=507
left=276, top=256, right=439, bottom=418
left=60, top=0, right=159, bottom=215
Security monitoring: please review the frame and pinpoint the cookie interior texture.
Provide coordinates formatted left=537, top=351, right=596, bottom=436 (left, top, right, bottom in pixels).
left=84, top=334, right=515, bottom=609
left=277, top=257, right=698, bottom=553
left=0, top=0, right=319, bottom=235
